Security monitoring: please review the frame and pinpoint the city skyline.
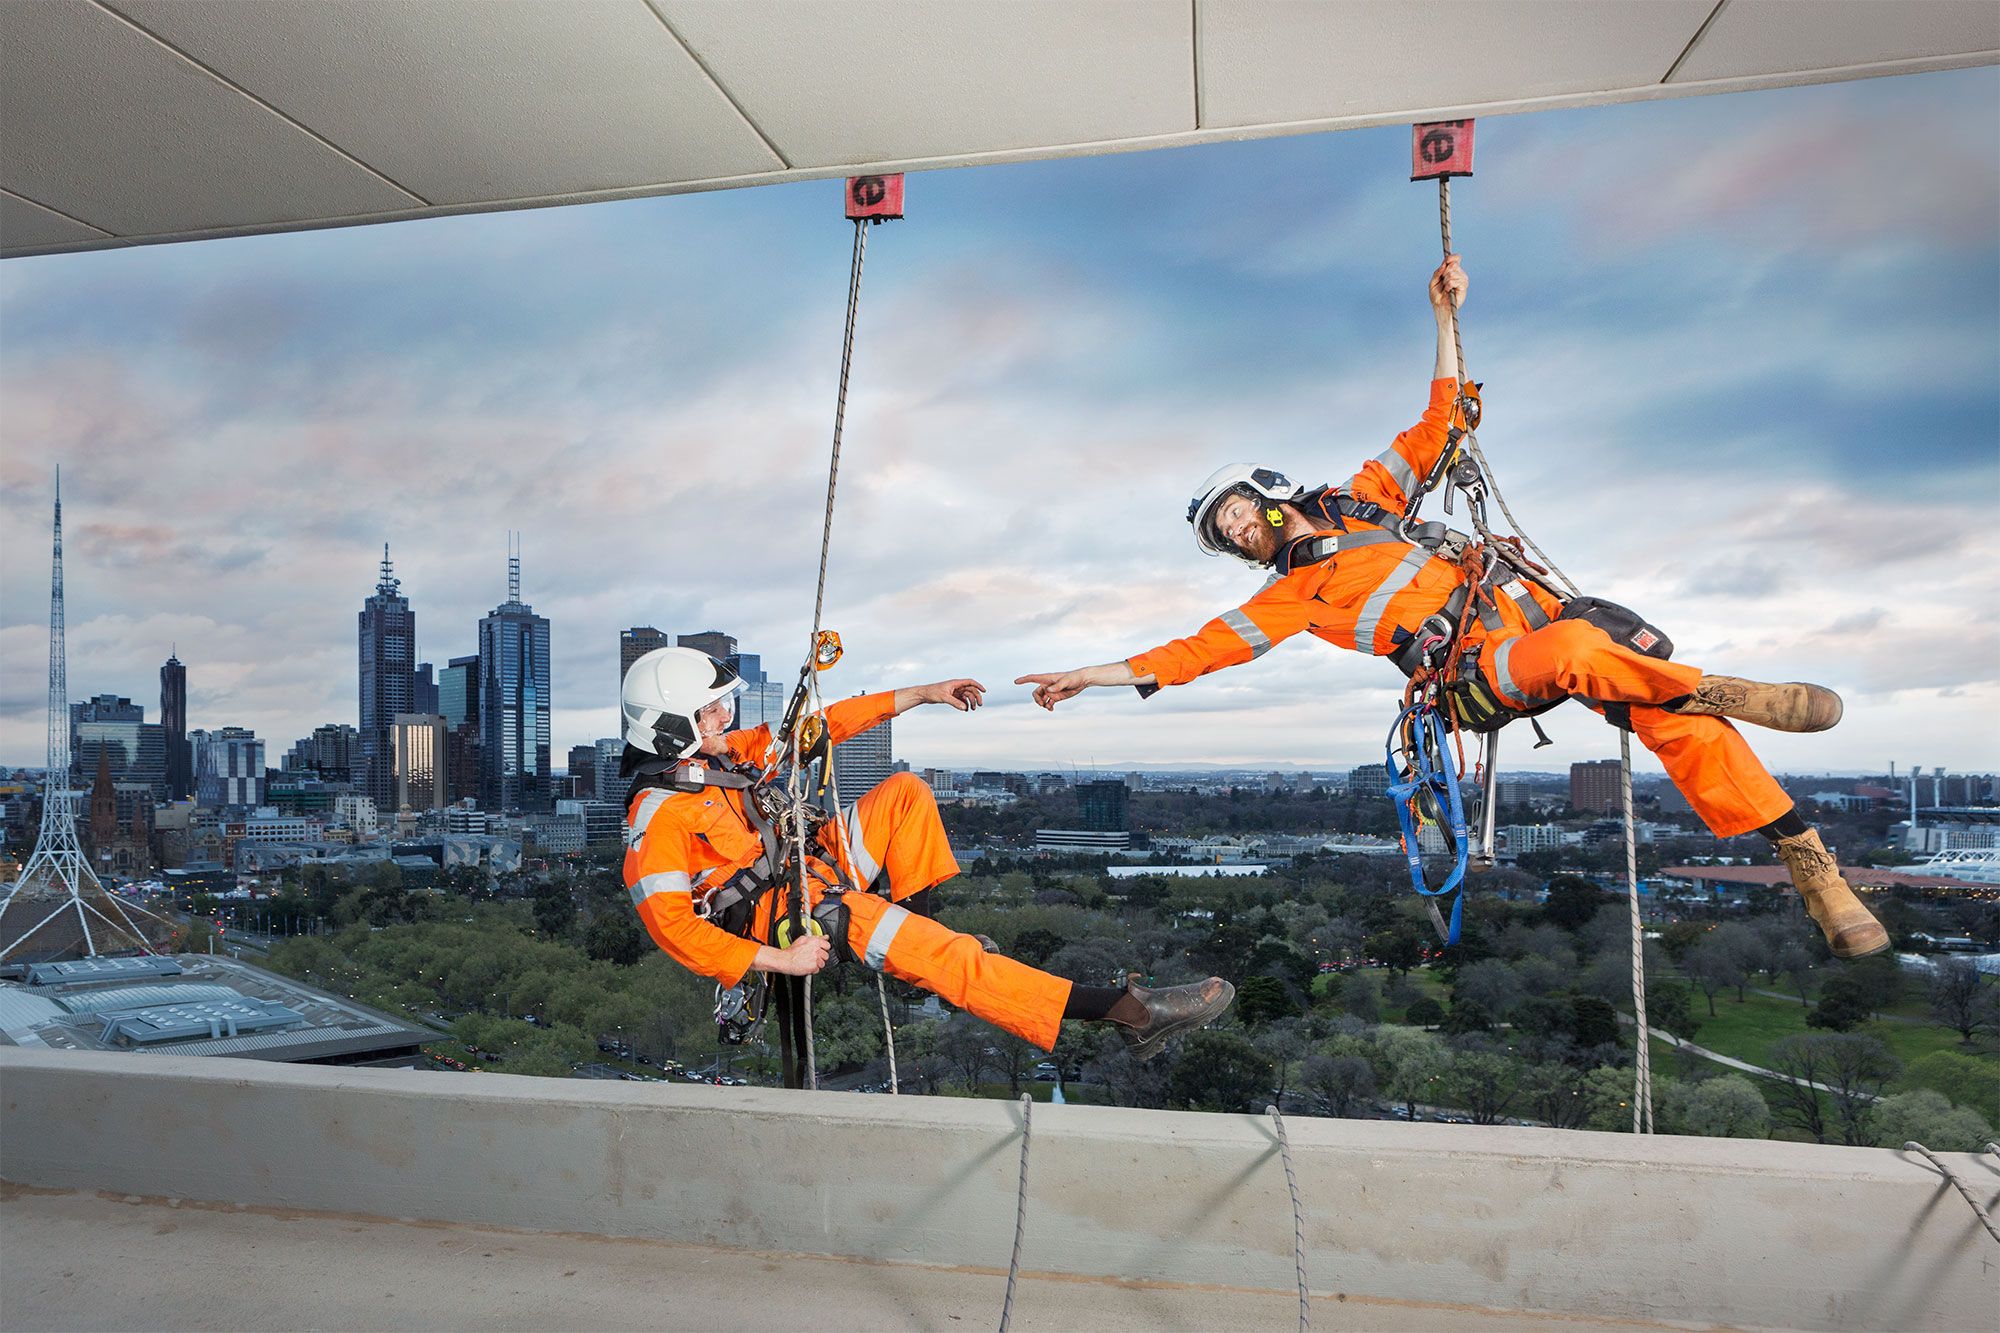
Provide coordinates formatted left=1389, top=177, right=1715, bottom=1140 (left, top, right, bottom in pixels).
left=2, top=69, right=1996, bottom=777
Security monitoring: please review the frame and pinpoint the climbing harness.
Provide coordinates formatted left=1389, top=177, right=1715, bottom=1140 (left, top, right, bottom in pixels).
left=1403, top=119, right=1654, bottom=1129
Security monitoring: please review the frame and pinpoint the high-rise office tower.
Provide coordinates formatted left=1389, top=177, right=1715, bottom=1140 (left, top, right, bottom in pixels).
left=1570, top=760, right=1622, bottom=814
left=193, top=726, right=264, bottom=809
left=283, top=723, right=359, bottom=781
left=438, top=654, right=481, bottom=805
left=832, top=695, right=893, bottom=804
left=620, top=626, right=669, bottom=699
left=1075, top=779, right=1130, bottom=832
left=160, top=650, right=190, bottom=800
left=413, top=661, right=439, bottom=716
left=392, top=713, right=448, bottom=812
left=68, top=694, right=167, bottom=801
left=478, top=535, right=552, bottom=813
left=567, top=743, right=598, bottom=800
left=358, top=545, right=416, bottom=811
left=676, top=630, right=736, bottom=666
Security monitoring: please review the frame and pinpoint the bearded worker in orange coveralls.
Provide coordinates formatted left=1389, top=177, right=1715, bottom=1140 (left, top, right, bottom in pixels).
left=619, top=647, right=1233, bottom=1059
left=1020, top=257, right=1886, bottom=960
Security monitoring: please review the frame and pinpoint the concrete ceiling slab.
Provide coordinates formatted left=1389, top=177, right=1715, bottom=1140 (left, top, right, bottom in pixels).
left=0, top=190, right=111, bottom=250
left=0, top=0, right=417, bottom=239
left=1669, top=0, right=2000, bottom=81
left=1197, top=0, right=1718, bottom=128
left=655, top=0, right=1195, bottom=167
left=1, top=0, right=1992, bottom=258
left=105, top=0, right=784, bottom=206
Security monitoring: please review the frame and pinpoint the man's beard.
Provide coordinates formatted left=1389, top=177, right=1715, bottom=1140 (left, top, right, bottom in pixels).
left=1234, top=522, right=1280, bottom=564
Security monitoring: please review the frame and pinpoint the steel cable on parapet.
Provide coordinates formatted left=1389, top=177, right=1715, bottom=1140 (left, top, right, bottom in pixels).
left=1903, top=1142, right=2000, bottom=1246
left=1267, top=1104, right=1311, bottom=1333
left=998, top=1093, right=1033, bottom=1333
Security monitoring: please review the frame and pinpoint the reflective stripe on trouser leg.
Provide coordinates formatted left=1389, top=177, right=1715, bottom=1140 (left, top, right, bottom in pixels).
left=1491, top=619, right=1699, bottom=705
left=1622, top=705, right=1792, bottom=840
left=841, top=806, right=882, bottom=883
left=1491, top=636, right=1560, bottom=709
left=841, top=892, right=1069, bottom=1051
left=825, top=772, right=959, bottom=903
left=862, top=902, right=910, bottom=968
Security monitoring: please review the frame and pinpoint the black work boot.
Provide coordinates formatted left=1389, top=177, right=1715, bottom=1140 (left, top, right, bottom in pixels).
left=1119, top=977, right=1235, bottom=1061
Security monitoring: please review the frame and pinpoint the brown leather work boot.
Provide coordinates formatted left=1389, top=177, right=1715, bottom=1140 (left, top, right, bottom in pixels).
left=1667, top=676, right=1843, bottom=732
left=1120, top=976, right=1235, bottom=1061
left=1775, top=829, right=1889, bottom=958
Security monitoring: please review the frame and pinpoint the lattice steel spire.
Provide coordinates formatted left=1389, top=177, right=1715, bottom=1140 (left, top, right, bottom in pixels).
left=0, top=470, right=170, bottom=961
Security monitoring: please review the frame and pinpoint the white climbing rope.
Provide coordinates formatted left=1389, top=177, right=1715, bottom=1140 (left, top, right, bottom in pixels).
left=1903, top=1141, right=2000, bottom=1246
left=999, top=1093, right=1033, bottom=1332
left=1267, top=1104, right=1311, bottom=1333
left=1622, top=732, right=1653, bottom=1133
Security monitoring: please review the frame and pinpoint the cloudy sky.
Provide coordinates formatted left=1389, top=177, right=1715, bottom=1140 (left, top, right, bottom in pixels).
left=3, top=67, right=1996, bottom=781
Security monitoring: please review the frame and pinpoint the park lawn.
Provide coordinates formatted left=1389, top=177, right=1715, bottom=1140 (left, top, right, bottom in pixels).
left=1687, top=988, right=1999, bottom=1070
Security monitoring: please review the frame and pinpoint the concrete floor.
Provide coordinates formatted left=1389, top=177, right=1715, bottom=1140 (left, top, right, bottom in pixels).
left=1, top=1187, right=1700, bottom=1332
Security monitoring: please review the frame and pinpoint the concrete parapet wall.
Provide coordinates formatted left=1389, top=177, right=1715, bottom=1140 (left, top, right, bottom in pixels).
left=2, top=1049, right=1993, bottom=1330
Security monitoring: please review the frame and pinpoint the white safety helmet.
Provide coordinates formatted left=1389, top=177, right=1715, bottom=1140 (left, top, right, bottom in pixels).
left=620, top=647, right=745, bottom=759
left=1186, top=464, right=1306, bottom=566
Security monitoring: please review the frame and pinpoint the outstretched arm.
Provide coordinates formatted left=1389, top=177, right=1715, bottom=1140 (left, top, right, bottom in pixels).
left=1018, top=576, right=1318, bottom=709
left=1016, top=661, right=1153, bottom=710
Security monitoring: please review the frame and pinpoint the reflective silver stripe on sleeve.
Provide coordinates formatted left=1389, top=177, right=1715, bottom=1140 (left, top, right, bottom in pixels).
left=863, top=903, right=912, bottom=970
left=1493, top=637, right=1558, bottom=708
left=628, top=870, right=692, bottom=906
left=623, top=790, right=671, bottom=848
left=1351, top=547, right=1433, bottom=653
left=843, top=806, right=882, bottom=884
left=1219, top=607, right=1272, bottom=658
left=1374, top=446, right=1419, bottom=495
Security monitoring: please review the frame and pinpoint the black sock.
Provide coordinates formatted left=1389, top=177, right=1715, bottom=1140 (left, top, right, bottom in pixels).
left=1757, top=808, right=1809, bottom=842
left=1062, top=984, right=1127, bottom=1022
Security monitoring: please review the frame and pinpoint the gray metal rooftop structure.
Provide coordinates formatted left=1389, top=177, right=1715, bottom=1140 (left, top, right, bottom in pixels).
left=1, top=1, right=1993, bottom=259
left=0, top=954, right=430, bottom=1066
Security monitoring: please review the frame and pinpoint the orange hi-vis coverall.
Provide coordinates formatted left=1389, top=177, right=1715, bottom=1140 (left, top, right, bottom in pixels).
left=623, top=693, right=1072, bottom=1050
left=1128, top=377, right=1792, bottom=839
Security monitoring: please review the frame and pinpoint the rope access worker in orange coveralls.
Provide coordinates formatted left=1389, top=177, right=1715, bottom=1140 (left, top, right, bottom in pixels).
left=619, top=647, right=1235, bottom=1058
left=1018, top=256, right=1887, bottom=960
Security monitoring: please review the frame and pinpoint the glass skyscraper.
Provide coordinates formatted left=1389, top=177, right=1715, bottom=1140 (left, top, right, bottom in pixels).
left=437, top=654, right=481, bottom=806
left=478, top=540, right=551, bottom=813
left=358, top=546, right=416, bottom=811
